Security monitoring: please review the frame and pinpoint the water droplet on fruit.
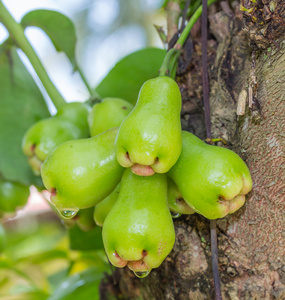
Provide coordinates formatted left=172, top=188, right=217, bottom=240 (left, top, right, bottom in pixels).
left=60, top=209, right=79, bottom=219
left=133, top=270, right=150, bottom=278
left=171, top=212, right=181, bottom=218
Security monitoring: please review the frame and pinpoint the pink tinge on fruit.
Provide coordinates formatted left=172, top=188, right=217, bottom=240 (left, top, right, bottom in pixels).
left=131, top=164, right=155, bottom=176
left=240, top=176, right=253, bottom=195
left=217, top=197, right=231, bottom=217
left=229, top=195, right=245, bottom=214
left=119, top=151, right=133, bottom=168
left=50, top=188, right=57, bottom=197
left=176, top=197, right=195, bottom=214
left=112, top=252, right=128, bottom=268
left=127, top=259, right=151, bottom=272
left=111, top=250, right=150, bottom=271
left=30, top=144, right=36, bottom=154
left=218, top=193, right=246, bottom=217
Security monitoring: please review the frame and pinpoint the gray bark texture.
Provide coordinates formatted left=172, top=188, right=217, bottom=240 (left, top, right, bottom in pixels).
left=100, top=1, right=285, bottom=299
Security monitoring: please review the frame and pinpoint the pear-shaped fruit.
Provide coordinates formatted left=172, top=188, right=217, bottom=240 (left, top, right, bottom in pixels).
left=0, top=180, right=30, bottom=213
left=167, top=177, right=195, bottom=216
left=22, top=118, right=83, bottom=175
left=60, top=207, right=96, bottom=231
left=93, top=184, right=120, bottom=227
left=41, top=128, right=124, bottom=218
left=103, top=169, right=175, bottom=275
left=115, top=76, right=182, bottom=176
left=76, top=207, right=96, bottom=231
left=56, top=102, right=90, bottom=137
left=168, top=131, right=253, bottom=219
left=88, top=98, right=133, bottom=136
left=22, top=102, right=90, bottom=175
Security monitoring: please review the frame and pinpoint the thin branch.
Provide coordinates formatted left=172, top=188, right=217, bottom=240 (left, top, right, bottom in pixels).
left=180, top=0, right=191, bottom=33
left=201, top=0, right=222, bottom=298
left=175, top=0, right=217, bottom=49
left=202, top=0, right=211, bottom=139
left=211, top=220, right=222, bottom=300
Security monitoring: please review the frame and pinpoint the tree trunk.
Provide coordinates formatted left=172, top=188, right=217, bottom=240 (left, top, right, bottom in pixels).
left=100, top=2, right=285, bottom=299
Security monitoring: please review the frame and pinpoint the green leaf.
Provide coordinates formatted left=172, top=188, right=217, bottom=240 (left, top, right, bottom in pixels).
left=68, top=225, right=104, bottom=251
left=48, top=267, right=104, bottom=300
left=21, top=10, right=77, bottom=69
left=0, top=43, right=50, bottom=186
left=95, top=48, right=167, bottom=105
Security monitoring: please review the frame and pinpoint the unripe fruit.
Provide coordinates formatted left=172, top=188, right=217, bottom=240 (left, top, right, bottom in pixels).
left=93, top=184, right=120, bottom=227
left=115, top=76, right=182, bottom=176
left=76, top=207, right=96, bottom=231
left=167, top=177, right=195, bottom=216
left=168, top=131, right=252, bottom=219
left=103, top=169, right=175, bottom=277
left=41, top=128, right=124, bottom=219
left=88, top=98, right=133, bottom=136
left=22, top=102, right=90, bottom=175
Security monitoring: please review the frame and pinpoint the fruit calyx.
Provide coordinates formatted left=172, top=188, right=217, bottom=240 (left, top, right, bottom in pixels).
left=112, top=249, right=151, bottom=272
left=131, top=164, right=155, bottom=176
left=218, top=194, right=246, bottom=215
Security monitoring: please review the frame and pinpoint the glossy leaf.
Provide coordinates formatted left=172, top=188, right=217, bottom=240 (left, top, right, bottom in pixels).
left=21, top=10, right=77, bottom=69
left=95, top=48, right=166, bottom=105
left=0, top=44, right=50, bottom=186
left=48, top=267, right=104, bottom=300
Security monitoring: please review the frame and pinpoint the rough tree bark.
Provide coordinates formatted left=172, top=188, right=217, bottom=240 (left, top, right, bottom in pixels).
left=100, top=1, right=285, bottom=299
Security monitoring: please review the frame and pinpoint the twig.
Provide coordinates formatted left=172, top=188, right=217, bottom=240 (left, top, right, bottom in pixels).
left=201, top=0, right=222, bottom=298
left=202, top=0, right=211, bottom=139
left=211, top=220, right=222, bottom=299
left=180, top=0, right=191, bottom=33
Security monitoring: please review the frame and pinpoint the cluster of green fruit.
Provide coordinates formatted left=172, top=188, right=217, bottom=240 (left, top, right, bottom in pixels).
left=22, top=76, right=252, bottom=278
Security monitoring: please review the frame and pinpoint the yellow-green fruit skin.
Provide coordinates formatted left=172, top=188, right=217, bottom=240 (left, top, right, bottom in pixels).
left=167, top=178, right=195, bottom=215
left=56, top=102, right=90, bottom=137
left=103, top=169, right=175, bottom=272
left=41, top=128, right=124, bottom=213
left=115, top=76, right=182, bottom=174
left=0, top=180, right=30, bottom=213
left=23, top=118, right=82, bottom=161
left=22, top=102, right=90, bottom=175
left=88, top=98, right=134, bottom=136
left=94, top=184, right=120, bottom=227
left=168, top=131, right=253, bottom=220
left=76, top=207, right=96, bottom=231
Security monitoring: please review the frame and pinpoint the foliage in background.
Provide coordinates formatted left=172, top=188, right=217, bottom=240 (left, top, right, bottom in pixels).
left=0, top=218, right=109, bottom=299
left=0, top=44, right=50, bottom=187
left=0, top=1, right=167, bottom=298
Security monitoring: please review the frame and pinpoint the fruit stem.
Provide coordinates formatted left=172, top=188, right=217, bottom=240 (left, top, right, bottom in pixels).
left=159, top=0, right=217, bottom=79
left=76, top=65, right=101, bottom=99
left=0, top=1, right=66, bottom=110
left=159, top=48, right=180, bottom=77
